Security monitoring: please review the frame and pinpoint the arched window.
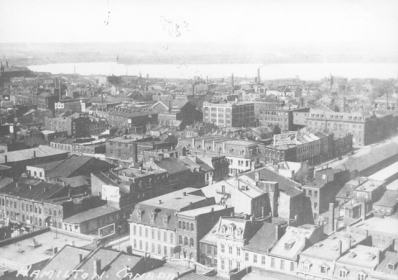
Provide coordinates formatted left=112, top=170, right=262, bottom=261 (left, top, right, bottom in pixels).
left=184, top=237, right=188, bottom=246
left=178, top=221, right=182, bottom=229
left=179, top=235, right=183, bottom=245
left=183, top=222, right=186, bottom=230
left=190, top=238, right=194, bottom=247
left=191, top=223, right=194, bottom=231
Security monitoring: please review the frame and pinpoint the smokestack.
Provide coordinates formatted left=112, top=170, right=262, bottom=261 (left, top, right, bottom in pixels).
left=94, top=259, right=101, bottom=276
left=257, top=68, right=261, bottom=85
left=132, top=143, right=138, bottom=163
left=231, top=73, right=234, bottom=92
left=329, top=203, right=335, bottom=232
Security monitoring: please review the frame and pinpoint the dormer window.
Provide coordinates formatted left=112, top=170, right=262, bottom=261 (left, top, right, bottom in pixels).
left=229, top=148, right=234, bottom=153
left=220, top=225, right=226, bottom=233
left=163, top=214, right=169, bottom=225
left=357, top=272, right=367, bottom=280
left=320, top=264, right=329, bottom=274
left=239, top=150, right=244, bottom=155
left=150, top=212, right=155, bottom=223
left=388, top=262, right=397, bottom=270
left=339, top=268, right=348, bottom=278
left=137, top=210, right=142, bottom=220
left=285, top=239, right=295, bottom=250
left=228, top=224, right=236, bottom=233
left=301, top=261, right=311, bottom=272
left=236, top=228, right=243, bottom=237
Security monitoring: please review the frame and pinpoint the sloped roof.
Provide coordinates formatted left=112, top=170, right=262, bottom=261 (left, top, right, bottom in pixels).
left=244, top=222, right=278, bottom=254
left=63, top=205, right=120, bottom=224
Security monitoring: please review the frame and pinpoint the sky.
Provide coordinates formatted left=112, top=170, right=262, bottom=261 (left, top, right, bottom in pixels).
left=0, top=0, right=397, bottom=48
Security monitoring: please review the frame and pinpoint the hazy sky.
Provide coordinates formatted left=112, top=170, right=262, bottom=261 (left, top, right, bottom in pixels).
left=0, top=0, right=397, bottom=47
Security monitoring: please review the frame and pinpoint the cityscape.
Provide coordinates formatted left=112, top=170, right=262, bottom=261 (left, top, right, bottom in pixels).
left=0, top=0, right=398, bottom=280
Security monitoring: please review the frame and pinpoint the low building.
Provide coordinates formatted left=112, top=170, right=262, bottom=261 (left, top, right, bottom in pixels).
left=373, top=190, right=398, bottom=216
left=0, top=145, right=69, bottom=177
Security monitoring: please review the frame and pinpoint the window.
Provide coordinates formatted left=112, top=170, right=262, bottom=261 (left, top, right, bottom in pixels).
left=229, top=246, right=233, bottom=254
left=179, top=235, right=183, bottom=245
left=309, top=190, right=312, bottom=196
left=253, top=254, right=257, bottom=263
left=152, top=229, right=155, bottom=239
left=178, top=221, right=182, bottom=229
left=339, top=269, right=347, bottom=278
left=158, top=230, right=161, bottom=240
left=145, top=242, right=148, bottom=251
left=302, top=262, right=311, bottom=271
left=183, top=222, right=186, bottom=230
left=133, top=225, right=136, bottom=235
left=184, top=237, right=188, bottom=246
left=164, top=232, right=167, bottom=243
left=221, top=259, right=225, bottom=270
left=158, top=245, right=161, bottom=254
left=164, top=246, right=167, bottom=256
left=207, top=244, right=212, bottom=255
left=237, top=261, right=240, bottom=270
left=229, top=260, right=232, bottom=271
left=191, top=223, right=194, bottom=231
left=357, top=273, right=366, bottom=280
left=271, top=258, right=275, bottom=268
left=320, top=266, right=328, bottom=274
left=152, top=243, right=155, bottom=253
left=237, top=248, right=240, bottom=256
left=261, top=256, right=266, bottom=265
left=145, top=228, right=148, bottom=238
left=133, top=239, right=137, bottom=248
left=170, top=233, right=174, bottom=244
left=221, top=244, right=225, bottom=253
left=139, top=226, right=142, bottom=236
left=190, top=238, right=194, bottom=247
left=245, top=253, right=249, bottom=261
left=139, top=241, right=142, bottom=250
left=314, top=202, right=318, bottom=210
left=280, top=260, right=285, bottom=270
left=314, top=191, right=318, bottom=198
left=290, top=262, right=294, bottom=271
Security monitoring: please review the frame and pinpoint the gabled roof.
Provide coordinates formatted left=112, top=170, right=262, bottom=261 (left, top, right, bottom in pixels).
left=63, top=205, right=120, bottom=224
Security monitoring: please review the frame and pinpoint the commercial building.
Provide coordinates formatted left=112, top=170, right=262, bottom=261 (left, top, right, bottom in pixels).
left=176, top=205, right=234, bottom=262
left=107, top=108, right=158, bottom=130
left=306, top=109, right=397, bottom=146
left=254, top=104, right=309, bottom=132
left=177, top=136, right=261, bottom=175
left=128, top=188, right=214, bottom=258
left=203, top=101, right=255, bottom=128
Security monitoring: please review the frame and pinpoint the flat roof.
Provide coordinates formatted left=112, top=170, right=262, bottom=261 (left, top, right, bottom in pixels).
left=63, top=205, right=120, bottom=224
left=355, top=217, right=398, bottom=237
left=0, top=229, right=93, bottom=268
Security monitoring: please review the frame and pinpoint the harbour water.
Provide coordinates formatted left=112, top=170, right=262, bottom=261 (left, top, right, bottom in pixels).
left=28, top=62, right=398, bottom=80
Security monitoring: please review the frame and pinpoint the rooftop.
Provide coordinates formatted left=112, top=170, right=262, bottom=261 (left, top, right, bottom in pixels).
left=63, top=205, right=120, bottom=224
left=355, top=217, right=398, bottom=237
left=177, top=205, right=229, bottom=218
left=336, top=245, right=380, bottom=270
left=0, top=145, right=68, bottom=164
left=0, top=229, right=93, bottom=269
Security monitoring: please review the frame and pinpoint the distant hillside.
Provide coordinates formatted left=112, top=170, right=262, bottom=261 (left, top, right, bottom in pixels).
left=0, top=42, right=397, bottom=66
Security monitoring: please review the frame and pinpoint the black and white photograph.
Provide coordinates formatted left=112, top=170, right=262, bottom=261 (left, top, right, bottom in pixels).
left=0, top=0, right=398, bottom=279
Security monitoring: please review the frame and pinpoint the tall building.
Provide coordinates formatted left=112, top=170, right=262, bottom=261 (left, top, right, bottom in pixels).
left=203, top=101, right=255, bottom=128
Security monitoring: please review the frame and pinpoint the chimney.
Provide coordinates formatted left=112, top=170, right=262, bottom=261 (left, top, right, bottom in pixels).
left=231, top=212, right=234, bottom=218
left=211, top=207, right=214, bottom=212
left=79, top=253, right=83, bottom=262
left=71, top=240, right=75, bottom=247
left=300, top=97, right=304, bottom=107
left=361, top=200, right=366, bottom=221
left=191, top=138, right=195, bottom=149
left=262, top=206, right=265, bottom=217
left=126, top=245, right=132, bottom=255
left=250, top=215, right=255, bottom=223
left=275, top=224, right=279, bottom=241
left=212, top=141, right=216, bottom=151
left=158, top=200, right=162, bottom=204
left=223, top=142, right=226, bottom=153
left=94, top=259, right=101, bottom=276
left=329, top=203, right=335, bottom=232
left=33, top=151, right=36, bottom=158
left=4, top=155, right=7, bottom=163
left=337, top=240, right=342, bottom=257
left=183, top=192, right=187, bottom=196
left=52, top=247, right=58, bottom=254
